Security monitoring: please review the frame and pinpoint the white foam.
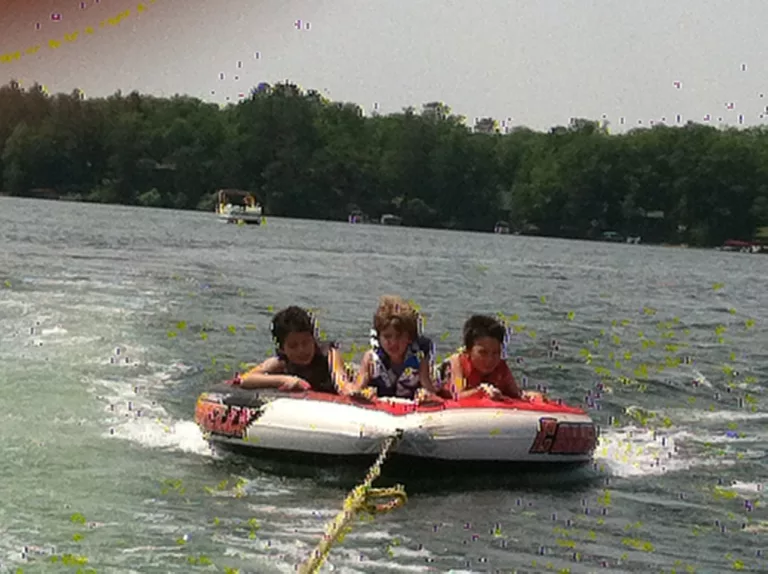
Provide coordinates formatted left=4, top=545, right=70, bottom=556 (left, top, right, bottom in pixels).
left=212, top=533, right=308, bottom=573
left=0, top=299, right=31, bottom=311
left=690, top=368, right=714, bottom=388
left=730, top=480, right=766, bottom=495
left=225, top=481, right=294, bottom=498
left=260, top=531, right=435, bottom=574
left=670, top=428, right=768, bottom=445
left=246, top=504, right=337, bottom=519
left=121, top=545, right=181, bottom=554
left=666, top=408, right=768, bottom=424
left=40, top=326, right=68, bottom=336
left=336, top=555, right=435, bottom=573
left=731, top=381, right=766, bottom=392
left=93, top=361, right=214, bottom=458
left=594, top=427, right=689, bottom=478
left=0, top=530, right=48, bottom=573
left=107, top=419, right=212, bottom=456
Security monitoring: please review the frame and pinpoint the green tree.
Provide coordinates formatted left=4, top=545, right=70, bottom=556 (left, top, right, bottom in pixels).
left=2, top=80, right=767, bottom=246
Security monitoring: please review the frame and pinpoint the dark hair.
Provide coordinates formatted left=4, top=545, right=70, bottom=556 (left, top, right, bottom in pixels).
left=270, top=306, right=316, bottom=348
left=462, top=314, right=507, bottom=349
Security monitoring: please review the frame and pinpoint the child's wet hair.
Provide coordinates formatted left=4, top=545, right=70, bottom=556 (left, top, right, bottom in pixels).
left=373, top=295, right=419, bottom=340
left=270, top=306, right=316, bottom=348
left=463, top=314, right=507, bottom=349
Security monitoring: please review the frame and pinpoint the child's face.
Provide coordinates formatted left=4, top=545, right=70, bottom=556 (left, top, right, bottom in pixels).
left=468, top=336, right=503, bottom=374
left=280, top=331, right=317, bottom=366
left=378, top=325, right=412, bottom=361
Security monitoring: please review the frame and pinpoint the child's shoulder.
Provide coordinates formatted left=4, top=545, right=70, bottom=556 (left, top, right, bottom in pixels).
left=437, top=350, right=462, bottom=366
left=494, top=358, right=515, bottom=380
left=437, top=351, right=461, bottom=375
left=318, top=340, right=339, bottom=352
left=415, top=335, right=435, bottom=356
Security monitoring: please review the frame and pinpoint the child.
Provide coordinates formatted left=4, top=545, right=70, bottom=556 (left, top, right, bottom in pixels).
left=353, top=295, right=439, bottom=401
left=237, top=306, right=353, bottom=394
left=440, top=314, right=527, bottom=401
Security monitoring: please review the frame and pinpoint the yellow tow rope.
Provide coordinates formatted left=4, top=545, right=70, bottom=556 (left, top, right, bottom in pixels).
left=297, top=430, right=407, bottom=574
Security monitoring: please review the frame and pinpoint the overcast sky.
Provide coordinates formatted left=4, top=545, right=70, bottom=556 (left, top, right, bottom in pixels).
left=2, top=0, right=768, bottom=132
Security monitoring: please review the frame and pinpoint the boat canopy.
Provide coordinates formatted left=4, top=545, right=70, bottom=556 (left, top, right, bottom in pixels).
left=217, top=189, right=260, bottom=207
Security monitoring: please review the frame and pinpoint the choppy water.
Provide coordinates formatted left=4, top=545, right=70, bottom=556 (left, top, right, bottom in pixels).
left=1, top=196, right=767, bottom=573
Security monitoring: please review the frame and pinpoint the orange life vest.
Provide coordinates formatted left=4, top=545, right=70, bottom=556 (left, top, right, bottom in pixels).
left=458, top=352, right=516, bottom=391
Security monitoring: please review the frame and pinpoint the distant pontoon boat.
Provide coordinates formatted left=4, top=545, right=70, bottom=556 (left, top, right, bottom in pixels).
left=494, top=220, right=511, bottom=234
left=380, top=214, right=403, bottom=226
left=215, top=189, right=263, bottom=225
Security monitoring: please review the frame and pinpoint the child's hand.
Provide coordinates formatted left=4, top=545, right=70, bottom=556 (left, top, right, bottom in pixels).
left=278, top=376, right=312, bottom=392
left=348, top=388, right=376, bottom=402
left=228, top=373, right=243, bottom=386
left=415, top=388, right=443, bottom=405
left=522, top=390, right=545, bottom=402
left=479, top=383, right=503, bottom=400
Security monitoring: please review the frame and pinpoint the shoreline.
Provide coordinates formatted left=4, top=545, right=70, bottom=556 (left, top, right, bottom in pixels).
left=4, top=194, right=758, bottom=252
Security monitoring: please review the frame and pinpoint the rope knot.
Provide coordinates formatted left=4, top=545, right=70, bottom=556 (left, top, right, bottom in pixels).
left=297, top=432, right=406, bottom=574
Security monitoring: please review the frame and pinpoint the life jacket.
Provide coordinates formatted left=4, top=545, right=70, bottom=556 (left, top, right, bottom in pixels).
left=277, top=341, right=338, bottom=394
left=458, top=352, right=514, bottom=391
left=368, top=330, right=434, bottom=399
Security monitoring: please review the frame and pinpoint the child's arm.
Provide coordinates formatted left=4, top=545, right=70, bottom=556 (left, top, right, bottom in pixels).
left=339, top=351, right=377, bottom=401
left=496, top=362, right=523, bottom=399
left=443, top=353, right=507, bottom=400
left=446, top=354, right=485, bottom=399
left=418, top=359, right=438, bottom=394
left=239, top=357, right=302, bottom=390
left=328, top=345, right=355, bottom=395
left=457, top=387, right=496, bottom=399
left=445, top=354, right=462, bottom=390
left=350, top=351, right=374, bottom=392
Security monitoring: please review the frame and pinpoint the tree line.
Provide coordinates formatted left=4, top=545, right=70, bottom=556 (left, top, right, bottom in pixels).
left=1, top=79, right=767, bottom=246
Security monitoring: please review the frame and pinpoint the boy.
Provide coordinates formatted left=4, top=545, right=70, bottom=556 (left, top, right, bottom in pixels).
left=440, top=314, right=529, bottom=400
left=353, top=295, right=439, bottom=401
left=237, top=306, right=353, bottom=394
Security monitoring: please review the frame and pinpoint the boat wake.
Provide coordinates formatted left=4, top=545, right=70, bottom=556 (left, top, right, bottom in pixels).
left=594, top=426, right=689, bottom=478
left=594, top=400, right=768, bottom=479
left=90, top=349, right=213, bottom=458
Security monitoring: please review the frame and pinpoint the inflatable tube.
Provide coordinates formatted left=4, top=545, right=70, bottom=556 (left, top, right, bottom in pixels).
left=194, top=383, right=598, bottom=468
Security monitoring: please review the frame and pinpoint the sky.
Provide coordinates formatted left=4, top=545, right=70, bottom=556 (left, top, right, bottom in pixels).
left=2, top=0, right=768, bottom=133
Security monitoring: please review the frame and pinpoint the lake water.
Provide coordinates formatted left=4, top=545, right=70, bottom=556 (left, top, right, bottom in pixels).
left=1, top=196, right=766, bottom=573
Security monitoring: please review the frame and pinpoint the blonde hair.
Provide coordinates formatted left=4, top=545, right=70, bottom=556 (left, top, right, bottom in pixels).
left=373, top=295, right=419, bottom=340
